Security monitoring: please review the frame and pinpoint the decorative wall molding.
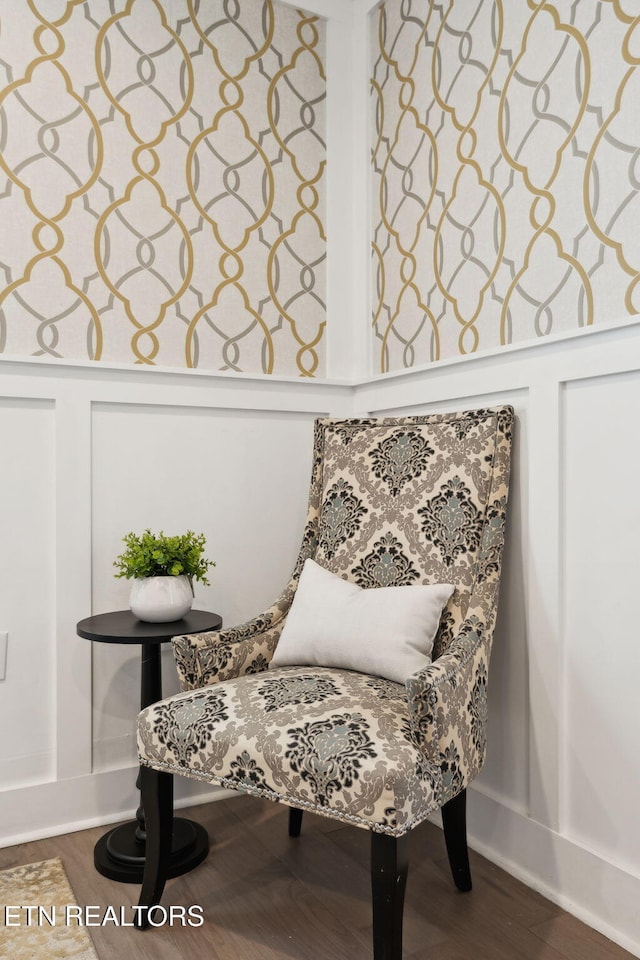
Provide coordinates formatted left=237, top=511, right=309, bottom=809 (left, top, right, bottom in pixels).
left=356, top=318, right=640, bottom=957
left=1, top=321, right=640, bottom=957
left=0, top=360, right=348, bottom=819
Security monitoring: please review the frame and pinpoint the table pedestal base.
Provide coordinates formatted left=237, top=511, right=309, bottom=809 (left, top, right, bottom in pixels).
left=76, top=612, right=221, bottom=885
left=93, top=817, right=209, bottom=883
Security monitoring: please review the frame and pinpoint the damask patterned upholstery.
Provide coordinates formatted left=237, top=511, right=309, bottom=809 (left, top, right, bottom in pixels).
left=137, top=407, right=514, bottom=837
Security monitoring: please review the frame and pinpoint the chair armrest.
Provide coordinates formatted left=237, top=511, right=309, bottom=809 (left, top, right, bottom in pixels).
left=172, top=591, right=293, bottom=690
left=172, top=505, right=320, bottom=690
left=405, top=614, right=490, bottom=804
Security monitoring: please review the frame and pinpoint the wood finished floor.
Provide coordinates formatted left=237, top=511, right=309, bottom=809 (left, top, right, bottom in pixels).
left=0, top=795, right=634, bottom=960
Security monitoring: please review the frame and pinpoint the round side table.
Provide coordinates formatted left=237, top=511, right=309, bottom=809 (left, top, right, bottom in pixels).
left=77, top=608, right=222, bottom=884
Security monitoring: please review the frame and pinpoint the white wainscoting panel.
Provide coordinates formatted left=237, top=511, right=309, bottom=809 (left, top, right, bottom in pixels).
left=91, top=403, right=318, bottom=772
left=0, top=399, right=56, bottom=789
left=354, top=321, right=640, bottom=957
left=0, top=357, right=345, bottom=844
left=2, top=328, right=640, bottom=956
left=563, top=372, right=640, bottom=878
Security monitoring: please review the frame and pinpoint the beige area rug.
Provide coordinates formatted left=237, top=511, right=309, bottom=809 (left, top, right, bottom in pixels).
left=0, top=857, right=99, bottom=959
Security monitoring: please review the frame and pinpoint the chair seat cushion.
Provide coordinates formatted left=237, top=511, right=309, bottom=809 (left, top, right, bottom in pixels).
left=137, top=666, right=441, bottom=836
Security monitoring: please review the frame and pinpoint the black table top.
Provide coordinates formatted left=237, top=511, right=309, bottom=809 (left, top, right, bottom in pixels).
left=76, top=609, right=222, bottom=644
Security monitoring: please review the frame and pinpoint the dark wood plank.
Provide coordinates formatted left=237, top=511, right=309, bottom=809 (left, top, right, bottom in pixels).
left=530, top=915, right=636, bottom=960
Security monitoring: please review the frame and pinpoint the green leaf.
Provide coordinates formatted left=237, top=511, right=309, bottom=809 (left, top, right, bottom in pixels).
left=113, top=529, right=215, bottom=584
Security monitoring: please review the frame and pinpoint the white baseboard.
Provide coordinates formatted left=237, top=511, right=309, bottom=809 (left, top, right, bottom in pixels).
left=0, top=766, right=226, bottom=849
left=466, top=787, right=640, bottom=958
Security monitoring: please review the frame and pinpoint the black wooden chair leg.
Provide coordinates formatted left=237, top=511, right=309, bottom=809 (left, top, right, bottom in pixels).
left=288, top=807, right=303, bottom=838
left=441, top=788, right=472, bottom=892
left=136, top=766, right=173, bottom=929
left=371, top=832, right=409, bottom=960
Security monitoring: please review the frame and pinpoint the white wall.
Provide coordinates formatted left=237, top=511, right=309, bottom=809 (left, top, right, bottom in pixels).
left=0, top=357, right=351, bottom=840
left=0, top=398, right=56, bottom=789
left=356, top=319, right=640, bottom=957
left=3, top=323, right=640, bottom=958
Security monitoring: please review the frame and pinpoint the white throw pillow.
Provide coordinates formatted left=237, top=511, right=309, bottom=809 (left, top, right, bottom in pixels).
left=270, top=559, right=454, bottom=684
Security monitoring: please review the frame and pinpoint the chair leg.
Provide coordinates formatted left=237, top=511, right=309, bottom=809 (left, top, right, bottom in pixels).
left=371, top=832, right=409, bottom=960
left=136, top=766, right=173, bottom=929
left=441, top=788, right=472, bottom=892
left=288, top=807, right=303, bottom=838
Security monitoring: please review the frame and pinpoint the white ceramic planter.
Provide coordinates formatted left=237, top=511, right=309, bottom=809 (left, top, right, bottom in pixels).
left=129, top=575, right=193, bottom=622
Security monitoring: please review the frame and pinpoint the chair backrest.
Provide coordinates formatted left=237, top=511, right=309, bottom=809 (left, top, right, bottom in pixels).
left=171, top=406, right=514, bottom=692
left=295, top=406, right=514, bottom=659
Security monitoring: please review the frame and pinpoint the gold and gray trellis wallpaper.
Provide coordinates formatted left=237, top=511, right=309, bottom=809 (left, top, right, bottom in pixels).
left=4, top=1, right=639, bottom=379
left=371, top=0, right=640, bottom=371
left=0, top=0, right=326, bottom=376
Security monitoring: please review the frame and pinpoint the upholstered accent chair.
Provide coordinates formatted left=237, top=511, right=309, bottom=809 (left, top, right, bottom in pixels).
left=136, top=406, right=514, bottom=958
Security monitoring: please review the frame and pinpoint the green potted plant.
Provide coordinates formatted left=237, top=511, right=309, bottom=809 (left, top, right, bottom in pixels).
left=114, top=529, right=215, bottom=622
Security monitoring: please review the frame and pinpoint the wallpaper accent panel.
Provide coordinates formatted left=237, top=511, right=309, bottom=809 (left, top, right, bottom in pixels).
left=371, top=0, right=640, bottom=371
left=0, top=0, right=326, bottom=377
